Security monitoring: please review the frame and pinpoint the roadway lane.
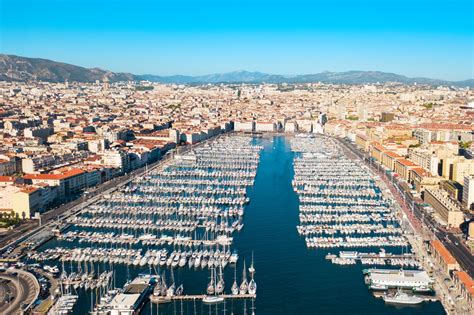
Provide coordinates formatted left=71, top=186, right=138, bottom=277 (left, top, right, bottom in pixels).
left=0, top=277, right=16, bottom=313
left=0, top=270, right=40, bottom=314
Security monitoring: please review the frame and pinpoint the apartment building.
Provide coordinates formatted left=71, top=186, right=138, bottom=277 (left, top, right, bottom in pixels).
left=394, top=158, right=419, bottom=182
left=234, top=121, right=255, bottom=132
left=429, top=240, right=459, bottom=274
left=442, top=156, right=474, bottom=184
left=424, top=187, right=465, bottom=228
left=24, top=168, right=86, bottom=200
left=453, top=271, right=474, bottom=311
left=0, top=158, right=17, bottom=176
left=462, top=175, right=474, bottom=210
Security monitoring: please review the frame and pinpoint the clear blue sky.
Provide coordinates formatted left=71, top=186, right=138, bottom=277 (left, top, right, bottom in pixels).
left=1, top=0, right=473, bottom=80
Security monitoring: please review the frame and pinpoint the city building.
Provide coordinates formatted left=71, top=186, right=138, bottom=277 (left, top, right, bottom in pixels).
left=24, top=168, right=86, bottom=201
left=453, top=271, right=474, bottom=311
left=462, top=175, right=474, bottom=211
left=429, top=240, right=459, bottom=274
left=423, top=188, right=465, bottom=228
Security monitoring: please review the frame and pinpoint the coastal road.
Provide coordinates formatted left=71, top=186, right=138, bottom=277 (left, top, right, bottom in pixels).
left=336, top=137, right=474, bottom=277
left=438, top=232, right=474, bottom=276
left=0, top=269, right=39, bottom=314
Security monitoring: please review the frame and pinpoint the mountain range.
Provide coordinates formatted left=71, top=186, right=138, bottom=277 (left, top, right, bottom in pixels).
left=1, top=54, right=472, bottom=87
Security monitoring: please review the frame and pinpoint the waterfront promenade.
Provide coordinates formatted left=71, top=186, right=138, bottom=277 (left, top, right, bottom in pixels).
left=336, top=137, right=471, bottom=314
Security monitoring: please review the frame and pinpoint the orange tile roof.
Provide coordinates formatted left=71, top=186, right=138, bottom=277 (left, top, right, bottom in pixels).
left=372, top=144, right=387, bottom=152
left=419, top=123, right=474, bottom=131
left=454, top=271, right=474, bottom=296
left=384, top=151, right=402, bottom=159
left=24, top=169, right=85, bottom=181
left=411, top=167, right=431, bottom=177
left=0, top=176, right=15, bottom=182
left=397, top=159, right=418, bottom=167
left=431, top=240, right=457, bottom=265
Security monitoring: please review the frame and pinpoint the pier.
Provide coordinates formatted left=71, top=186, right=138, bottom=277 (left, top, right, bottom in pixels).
left=150, top=293, right=256, bottom=303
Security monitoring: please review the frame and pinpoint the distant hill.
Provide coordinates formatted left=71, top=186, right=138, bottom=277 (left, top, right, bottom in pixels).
left=139, top=70, right=473, bottom=87
left=1, top=54, right=472, bottom=87
left=0, top=54, right=135, bottom=82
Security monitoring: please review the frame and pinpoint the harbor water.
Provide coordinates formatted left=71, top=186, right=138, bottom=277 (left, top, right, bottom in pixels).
left=225, top=135, right=444, bottom=314
left=37, top=135, right=446, bottom=314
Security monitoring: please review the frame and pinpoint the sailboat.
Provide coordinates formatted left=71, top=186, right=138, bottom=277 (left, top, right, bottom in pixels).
left=206, top=268, right=215, bottom=295
left=153, top=273, right=162, bottom=296
left=160, top=271, right=168, bottom=296
left=248, top=252, right=255, bottom=275
left=239, top=261, right=248, bottom=294
left=167, top=269, right=176, bottom=297
left=248, top=273, right=257, bottom=295
left=231, top=267, right=239, bottom=295
left=216, top=266, right=225, bottom=295
left=203, top=267, right=224, bottom=304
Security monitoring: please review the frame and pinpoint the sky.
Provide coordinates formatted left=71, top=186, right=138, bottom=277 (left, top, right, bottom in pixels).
left=0, top=0, right=473, bottom=80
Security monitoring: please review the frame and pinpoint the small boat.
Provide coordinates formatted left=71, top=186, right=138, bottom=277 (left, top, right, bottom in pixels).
left=229, top=250, right=238, bottom=264
left=370, top=283, right=388, bottom=291
left=412, top=286, right=433, bottom=293
left=175, top=284, right=184, bottom=296
left=202, top=295, right=225, bottom=304
left=383, top=290, right=424, bottom=305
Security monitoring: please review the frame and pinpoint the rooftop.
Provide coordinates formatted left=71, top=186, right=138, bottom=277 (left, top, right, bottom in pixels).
left=431, top=240, right=457, bottom=265
left=24, top=168, right=85, bottom=181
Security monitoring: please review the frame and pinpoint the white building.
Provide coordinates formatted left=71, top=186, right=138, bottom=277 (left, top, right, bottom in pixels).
left=408, top=149, right=440, bottom=175
left=463, top=175, right=474, bottom=210
left=255, top=122, right=276, bottom=132
left=284, top=121, right=298, bottom=133
left=234, top=121, right=255, bottom=132
left=413, top=129, right=432, bottom=144
left=101, top=150, right=131, bottom=173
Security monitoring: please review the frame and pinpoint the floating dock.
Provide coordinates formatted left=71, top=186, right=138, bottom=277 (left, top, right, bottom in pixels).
left=150, top=294, right=256, bottom=303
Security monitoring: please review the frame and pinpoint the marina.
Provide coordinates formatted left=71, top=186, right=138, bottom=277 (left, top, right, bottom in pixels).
left=289, top=134, right=441, bottom=309
left=291, top=135, right=410, bottom=252
left=26, top=135, right=444, bottom=314
left=28, top=135, right=261, bottom=314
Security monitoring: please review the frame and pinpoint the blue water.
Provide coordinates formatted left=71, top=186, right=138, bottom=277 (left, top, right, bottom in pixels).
left=38, top=135, right=446, bottom=314
left=228, top=136, right=445, bottom=315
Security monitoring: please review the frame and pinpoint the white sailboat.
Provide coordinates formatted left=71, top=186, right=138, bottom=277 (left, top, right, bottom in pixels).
left=239, top=261, right=248, bottom=294
left=203, top=267, right=224, bottom=304
left=231, top=267, right=239, bottom=295
left=248, top=252, right=255, bottom=275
